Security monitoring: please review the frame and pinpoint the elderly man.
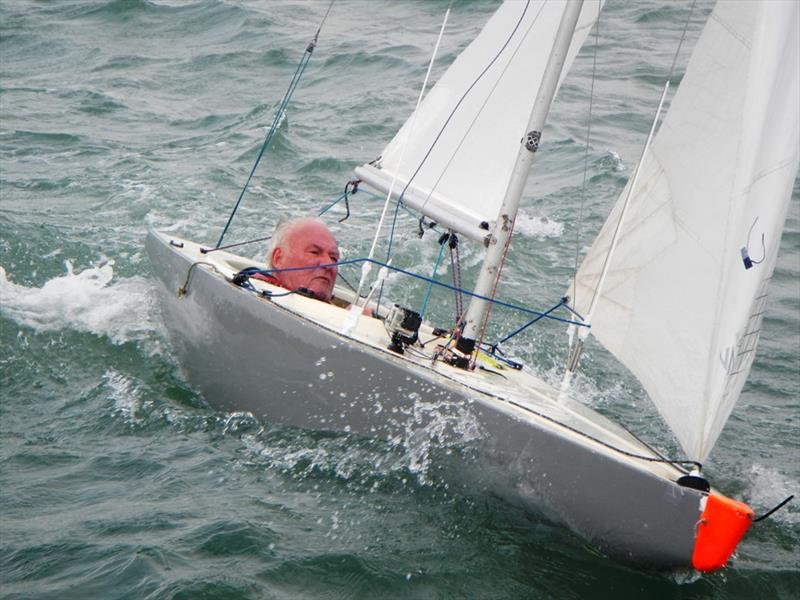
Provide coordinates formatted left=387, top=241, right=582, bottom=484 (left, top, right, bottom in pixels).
left=259, top=217, right=340, bottom=302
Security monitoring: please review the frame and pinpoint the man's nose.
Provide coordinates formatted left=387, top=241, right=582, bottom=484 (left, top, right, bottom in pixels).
left=314, top=255, right=335, bottom=271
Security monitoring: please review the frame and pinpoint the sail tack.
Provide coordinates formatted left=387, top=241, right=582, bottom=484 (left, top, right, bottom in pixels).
left=355, top=0, right=602, bottom=242
left=570, top=1, right=800, bottom=462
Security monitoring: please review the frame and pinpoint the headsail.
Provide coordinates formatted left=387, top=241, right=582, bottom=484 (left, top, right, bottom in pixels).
left=569, top=1, right=800, bottom=462
left=355, top=0, right=602, bottom=242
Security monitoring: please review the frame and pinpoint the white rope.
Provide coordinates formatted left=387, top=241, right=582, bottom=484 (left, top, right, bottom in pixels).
left=355, top=0, right=454, bottom=301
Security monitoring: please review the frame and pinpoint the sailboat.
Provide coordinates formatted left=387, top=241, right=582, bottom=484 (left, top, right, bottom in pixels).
left=147, top=0, right=798, bottom=571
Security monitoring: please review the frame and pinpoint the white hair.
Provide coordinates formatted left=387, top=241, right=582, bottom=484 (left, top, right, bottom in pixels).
left=266, top=217, right=328, bottom=268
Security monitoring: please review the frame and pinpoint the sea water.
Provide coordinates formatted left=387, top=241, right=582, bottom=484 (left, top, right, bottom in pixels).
left=1, top=1, right=798, bottom=598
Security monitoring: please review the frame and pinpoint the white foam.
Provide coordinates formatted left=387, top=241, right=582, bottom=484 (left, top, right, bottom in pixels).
left=607, top=149, right=626, bottom=172
left=0, top=260, right=157, bottom=345
left=514, top=212, right=564, bottom=239
left=748, top=464, right=799, bottom=525
left=104, top=368, right=143, bottom=422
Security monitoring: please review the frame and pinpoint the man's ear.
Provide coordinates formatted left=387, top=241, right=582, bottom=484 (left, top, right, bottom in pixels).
left=271, top=246, right=283, bottom=268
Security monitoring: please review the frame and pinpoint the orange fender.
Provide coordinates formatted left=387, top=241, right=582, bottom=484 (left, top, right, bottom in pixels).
left=692, top=493, right=754, bottom=572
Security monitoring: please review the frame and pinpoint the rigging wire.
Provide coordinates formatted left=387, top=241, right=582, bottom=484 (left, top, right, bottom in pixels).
left=375, top=0, right=535, bottom=327
left=492, top=297, right=568, bottom=351
left=317, top=191, right=347, bottom=218
left=392, top=0, right=533, bottom=210
left=201, top=234, right=273, bottom=255
left=418, top=233, right=449, bottom=319
left=375, top=195, right=406, bottom=314
left=200, top=183, right=442, bottom=266
left=562, top=0, right=699, bottom=387
left=215, top=0, right=336, bottom=249
left=667, top=0, right=697, bottom=81
left=570, top=1, right=601, bottom=309
left=578, top=0, right=697, bottom=314
left=355, top=0, right=454, bottom=301
left=473, top=211, right=516, bottom=366
left=500, top=395, right=703, bottom=472
left=753, top=495, right=794, bottom=523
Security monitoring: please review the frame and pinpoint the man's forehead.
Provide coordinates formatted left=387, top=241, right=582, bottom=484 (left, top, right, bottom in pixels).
left=287, top=222, right=338, bottom=248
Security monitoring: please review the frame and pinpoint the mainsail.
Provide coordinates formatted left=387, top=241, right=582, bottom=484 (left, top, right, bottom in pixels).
left=570, top=1, right=799, bottom=462
left=355, top=0, right=601, bottom=242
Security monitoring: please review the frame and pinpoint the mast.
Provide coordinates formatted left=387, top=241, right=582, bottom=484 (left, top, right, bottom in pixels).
left=460, top=0, right=585, bottom=347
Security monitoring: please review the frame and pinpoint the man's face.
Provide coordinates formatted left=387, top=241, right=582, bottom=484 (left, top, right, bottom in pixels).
left=272, top=221, right=339, bottom=302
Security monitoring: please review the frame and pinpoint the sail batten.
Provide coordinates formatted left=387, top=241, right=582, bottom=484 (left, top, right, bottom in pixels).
left=570, top=1, right=799, bottom=462
left=355, top=0, right=602, bottom=239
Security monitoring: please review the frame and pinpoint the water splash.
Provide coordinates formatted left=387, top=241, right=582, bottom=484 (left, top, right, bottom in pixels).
left=514, top=212, right=565, bottom=239
left=606, top=149, right=626, bottom=172
left=104, top=368, right=145, bottom=423
left=398, top=396, right=484, bottom=484
left=748, top=464, right=799, bottom=525
left=0, top=260, right=157, bottom=345
left=231, top=391, right=485, bottom=491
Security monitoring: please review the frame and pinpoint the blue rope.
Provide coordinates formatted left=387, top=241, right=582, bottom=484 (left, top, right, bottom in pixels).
left=216, top=43, right=315, bottom=248
left=419, top=238, right=447, bottom=319
left=245, top=257, right=589, bottom=328
left=317, top=191, right=347, bottom=217
left=492, top=298, right=569, bottom=349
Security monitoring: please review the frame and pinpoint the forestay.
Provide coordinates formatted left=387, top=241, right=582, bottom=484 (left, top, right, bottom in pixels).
left=355, top=0, right=601, bottom=242
left=570, top=1, right=799, bottom=462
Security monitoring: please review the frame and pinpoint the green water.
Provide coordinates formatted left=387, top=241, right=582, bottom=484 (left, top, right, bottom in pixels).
left=1, top=1, right=798, bottom=598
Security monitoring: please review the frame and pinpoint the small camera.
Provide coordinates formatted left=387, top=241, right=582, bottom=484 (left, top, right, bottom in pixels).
left=384, top=304, right=422, bottom=354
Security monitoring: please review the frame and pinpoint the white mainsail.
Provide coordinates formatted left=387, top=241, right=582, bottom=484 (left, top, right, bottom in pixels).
left=355, top=0, right=601, bottom=242
left=570, top=1, right=800, bottom=462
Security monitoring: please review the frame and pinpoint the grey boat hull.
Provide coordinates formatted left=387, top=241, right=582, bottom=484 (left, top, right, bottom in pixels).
left=147, top=229, right=750, bottom=569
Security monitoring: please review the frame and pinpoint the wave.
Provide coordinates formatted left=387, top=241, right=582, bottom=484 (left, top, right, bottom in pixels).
left=747, top=464, right=799, bottom=526
left=514, top=212, right=565, bottom=239
left=0, top=260, right=157, bottom=345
